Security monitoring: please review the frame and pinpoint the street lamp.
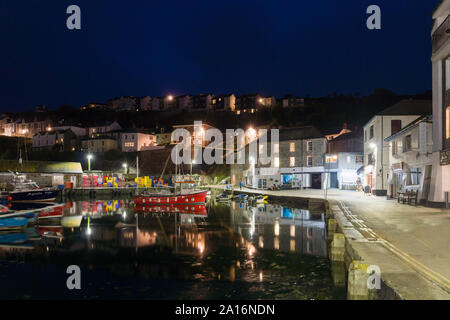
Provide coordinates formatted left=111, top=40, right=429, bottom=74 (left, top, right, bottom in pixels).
left=87, top=154, right=93, bottom=187
left=123, top=162, right=128, bottom=174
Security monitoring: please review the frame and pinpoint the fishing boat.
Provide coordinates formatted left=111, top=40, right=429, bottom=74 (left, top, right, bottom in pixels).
left=135, top=153, right=208, bottom=205
left=7, top=173, right=60, bottom=202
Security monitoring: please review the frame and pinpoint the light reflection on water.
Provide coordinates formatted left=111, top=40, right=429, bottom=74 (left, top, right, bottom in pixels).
left=0, top=198, right=346, bottom=300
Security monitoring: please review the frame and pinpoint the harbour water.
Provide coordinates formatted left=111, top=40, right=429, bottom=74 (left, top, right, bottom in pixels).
left=0, top=197, right=346, bottom=300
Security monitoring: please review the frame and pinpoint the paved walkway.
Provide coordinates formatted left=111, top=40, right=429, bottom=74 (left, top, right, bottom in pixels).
left=209, top=185, right=450, bottom=299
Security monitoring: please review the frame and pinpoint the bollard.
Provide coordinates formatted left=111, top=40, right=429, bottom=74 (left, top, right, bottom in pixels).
left=330, top=233, right=345, bottom=262
left=347, top=260, right=379, bottom=300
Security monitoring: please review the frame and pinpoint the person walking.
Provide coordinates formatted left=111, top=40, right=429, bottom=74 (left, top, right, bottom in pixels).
left=239, top=181, right=243, bottom=190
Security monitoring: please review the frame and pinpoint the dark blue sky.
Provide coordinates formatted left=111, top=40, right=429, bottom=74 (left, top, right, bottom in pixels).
left=0, top=0, right=438, bottom=111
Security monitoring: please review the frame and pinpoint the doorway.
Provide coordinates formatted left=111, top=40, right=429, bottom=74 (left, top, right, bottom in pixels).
left=311, top=173, right=322, bottom=189
left=330, top=172, right=338, bottom=189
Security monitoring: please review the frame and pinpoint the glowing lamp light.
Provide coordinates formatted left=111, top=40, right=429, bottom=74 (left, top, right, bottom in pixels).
left=87, top=154, right=93, bottom=160
left=369, top=142, right=377, bottom=149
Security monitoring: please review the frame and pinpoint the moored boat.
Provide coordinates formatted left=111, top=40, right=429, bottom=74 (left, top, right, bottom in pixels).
left=135, top=190, right=208, bottom=205
left=7, top=174, right=60, bottom=202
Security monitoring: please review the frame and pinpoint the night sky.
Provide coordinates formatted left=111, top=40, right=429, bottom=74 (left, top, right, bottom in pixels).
left=0, top=0, right=439, bottom=111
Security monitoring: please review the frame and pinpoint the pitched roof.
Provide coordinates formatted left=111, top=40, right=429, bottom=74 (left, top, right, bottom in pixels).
left=0, top=160, right=83, bottom=174
left=384, top=115, right=432, bottom=142
left=377, top=99, right=432, bottom=116
left=260, top=126, right=324, bottom=141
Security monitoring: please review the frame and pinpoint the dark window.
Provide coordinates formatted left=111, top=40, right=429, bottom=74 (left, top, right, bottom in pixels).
left=391, top=120, right=401, bottom=135
left=369, top=125, right=374, bottom=139
left=403, top=135, right=412, bottom=152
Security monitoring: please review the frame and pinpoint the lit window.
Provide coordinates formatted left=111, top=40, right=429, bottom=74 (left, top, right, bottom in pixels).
left=274, top=157, right=280, bottom=168
left=325, top=155, right=337, bottom=163
left=290, top=142, right=295, bottom=152
left=290, top=157, right=295, bottom=167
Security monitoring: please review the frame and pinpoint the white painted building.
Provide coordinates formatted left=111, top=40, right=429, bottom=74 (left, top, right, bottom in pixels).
left=430, top=1, right=450, bottom=207
left=362, top=100, right=431, bottom=196
left=120, top=130, right=157, bottom=152
left=384, top=116, right=433, bottom=203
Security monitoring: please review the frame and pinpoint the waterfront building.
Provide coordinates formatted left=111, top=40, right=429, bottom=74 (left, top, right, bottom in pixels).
left=430, top=0, right=450, bottom=207
left=326, top=130, right=364, bottom=190
left=362, top=99, right=431, bottom=196
left=384, top=115, right=433, bottom=203
left=236, top=126, right=327, bottom=190
left=0, top=160, right=83, bottom=187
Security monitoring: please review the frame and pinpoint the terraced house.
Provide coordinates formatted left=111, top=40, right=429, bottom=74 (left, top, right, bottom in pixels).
left=238, top=126, right=327, bottom=190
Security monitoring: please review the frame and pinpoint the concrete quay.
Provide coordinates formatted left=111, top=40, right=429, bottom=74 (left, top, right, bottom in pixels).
left=208, top=185, right=450, bottom=300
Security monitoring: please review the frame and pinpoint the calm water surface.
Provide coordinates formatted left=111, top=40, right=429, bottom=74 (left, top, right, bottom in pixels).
left=0, top=197, right=346, bottom=300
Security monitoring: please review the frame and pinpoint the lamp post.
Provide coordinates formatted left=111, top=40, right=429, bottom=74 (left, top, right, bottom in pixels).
left=87, top=154, right=93, bottom=187
left=123, top=162, right=128, bottom=174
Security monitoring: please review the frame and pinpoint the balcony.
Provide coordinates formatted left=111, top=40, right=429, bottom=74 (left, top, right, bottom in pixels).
left=432, top=14, right=450, bottom=54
